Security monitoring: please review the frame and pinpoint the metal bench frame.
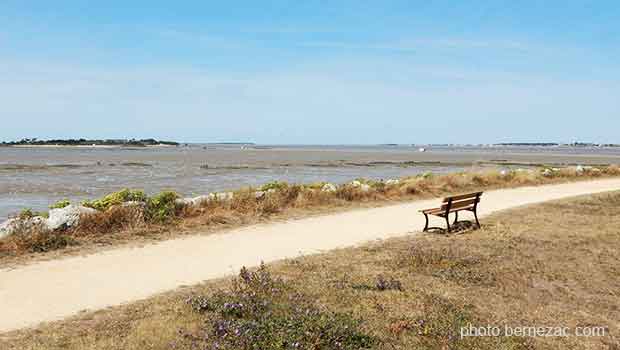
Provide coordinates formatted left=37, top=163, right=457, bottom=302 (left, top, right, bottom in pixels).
left=420, top=192, right=482, bottom=233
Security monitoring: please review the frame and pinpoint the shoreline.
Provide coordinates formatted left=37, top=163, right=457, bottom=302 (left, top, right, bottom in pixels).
left=1, top=165, right=620, bottom=268
left=1, top=178, right=620, bottom=333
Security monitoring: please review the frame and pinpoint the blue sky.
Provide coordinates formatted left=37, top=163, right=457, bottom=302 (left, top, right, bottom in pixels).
left=1, top=1, right=619, bottom=144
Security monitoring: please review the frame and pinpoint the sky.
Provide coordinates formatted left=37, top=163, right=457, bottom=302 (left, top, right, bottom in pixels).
left=1, top=1, right=619, bottom=144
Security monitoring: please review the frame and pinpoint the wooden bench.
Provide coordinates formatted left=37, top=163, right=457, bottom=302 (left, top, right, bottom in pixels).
left=419, top=192, right=483, bottom=232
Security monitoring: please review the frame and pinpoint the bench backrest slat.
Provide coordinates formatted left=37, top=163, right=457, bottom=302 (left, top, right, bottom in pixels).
left=440, top=192, right=482, bottom=211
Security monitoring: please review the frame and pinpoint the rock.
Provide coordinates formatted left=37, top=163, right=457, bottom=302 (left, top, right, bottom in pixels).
left=350, top=180, right=362, bottom=188
left=191, top=195, right=212, bottom=206
left=254, top=191, right=266, bottom=199
left=0, top=216, right=48, bottom=239
left=175, top=195, right=216, bottom=207
left=175, top=198, right=193, bottom=206
left=0, top=218, right=19, bottom=239
left=46, top=204, right=97, bottom=231
left=385, top=179, right=400, bottom=185
left=359, top=184, right=371, bottom=192
left=575, top=165, right=584, bottom=174
left=321, top=183, right=337, bottom=192
left=542, top=169, right=553, bottom=177
left=212, top=192, right=234, bottom=201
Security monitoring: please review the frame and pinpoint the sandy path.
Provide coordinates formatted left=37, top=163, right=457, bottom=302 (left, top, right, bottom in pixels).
left=1, top=178, right=620, bottom=333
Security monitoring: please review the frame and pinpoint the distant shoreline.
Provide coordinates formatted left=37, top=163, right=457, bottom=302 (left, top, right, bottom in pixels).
left=1, top=138, right=179, bottom=148
left=6, top=144, right=177, bottom=149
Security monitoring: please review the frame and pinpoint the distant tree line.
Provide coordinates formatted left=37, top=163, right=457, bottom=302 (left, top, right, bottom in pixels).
left=0, top=138, right=179, bottom=146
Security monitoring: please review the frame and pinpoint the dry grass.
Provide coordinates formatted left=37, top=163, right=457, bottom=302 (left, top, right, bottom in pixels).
left=2, top=191, right=619, bottom=349
left=1, top=166, right=620, bottom=264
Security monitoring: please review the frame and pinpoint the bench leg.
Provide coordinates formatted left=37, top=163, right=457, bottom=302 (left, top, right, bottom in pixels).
left=453, top=211, right=459, bottom=225
left=423, top=213, right=429, bottom=232
left=473, top=209, right=481, bottom=228
left=445, top=215, right=451, bottom=233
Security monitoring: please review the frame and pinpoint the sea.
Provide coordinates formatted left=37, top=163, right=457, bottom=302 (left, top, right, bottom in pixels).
left=1, top=144, right=619, bottom=220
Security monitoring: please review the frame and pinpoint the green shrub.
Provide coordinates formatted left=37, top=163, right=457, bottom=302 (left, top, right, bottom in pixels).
left=50, top=199, right=71, bottom=209
left=259, top=181, right=288, bottom=192
left=183, top=264, right=375, bottom=350
left=18, top=208, right=34, bottom=220
left=146, top=191, right=179, bottom=223
left=82, top=189, right=147, bottom=211
left=305, top=181, right=327, bottom=190
left=421, top=172, right=434, bottom=179
left=18, top=208, right=48, bottom=219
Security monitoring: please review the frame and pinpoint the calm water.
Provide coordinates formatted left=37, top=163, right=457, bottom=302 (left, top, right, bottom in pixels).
left=1, top=144, right=619, bottom=220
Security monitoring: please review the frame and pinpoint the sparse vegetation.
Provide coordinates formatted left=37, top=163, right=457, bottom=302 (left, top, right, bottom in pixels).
left=4, top=192, right=618, bottom=349
left=179, top=264, right=376, bottom=350
left=146, top=191, right=179, bottom=223
left=49, top=199, right=71, bottom=209
left=81, top=189, right=148, bottom=211
left=1, top=166, right=620, bottom=261
left=259, top=180, right=289, bottom=191
left=18, top=208, right=34, bottom=220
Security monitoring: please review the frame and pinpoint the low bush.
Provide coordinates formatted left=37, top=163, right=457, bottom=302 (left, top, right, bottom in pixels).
left=259, top=181, right=288, bottom=191
left=180, top=264, right=376, bottom=350
left=82, top=189, right=147, bottom=211
left=49, top=199, right=71, bottom=209
left=146, top=191, right=179, bottom=223
left=18, top=208, right=34, bottom=220
left=75, top=205, right=146, bottom=235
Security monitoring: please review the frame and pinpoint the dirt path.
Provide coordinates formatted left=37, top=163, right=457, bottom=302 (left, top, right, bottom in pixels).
left=1, top=178, right=620, bottom=333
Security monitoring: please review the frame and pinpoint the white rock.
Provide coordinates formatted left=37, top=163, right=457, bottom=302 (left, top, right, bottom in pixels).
left=175, top=198, right=193, bottom=206
left=212, top=192, right=234, bottom=201
left=191, top=195, right=212, bottom=206
left=0, top=216, right=48, bottom=239
left=0, top=218, right=19, bottom=239
left=575, top=165, right=584, bottom=174
left=350, top=180, right=362, bottom=188
left=321, top=183, right=337, bottom=192
left=385, top=179, right=400, bottom=185
left=176, top=194, right=217, bottom=207
left=254, top=191, right=266, bottom=199
left=542, top=169, right=553, bottom=177
left=46, top=204, right=96, bottom=231
left=359, top=184, right=371, bottom=192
